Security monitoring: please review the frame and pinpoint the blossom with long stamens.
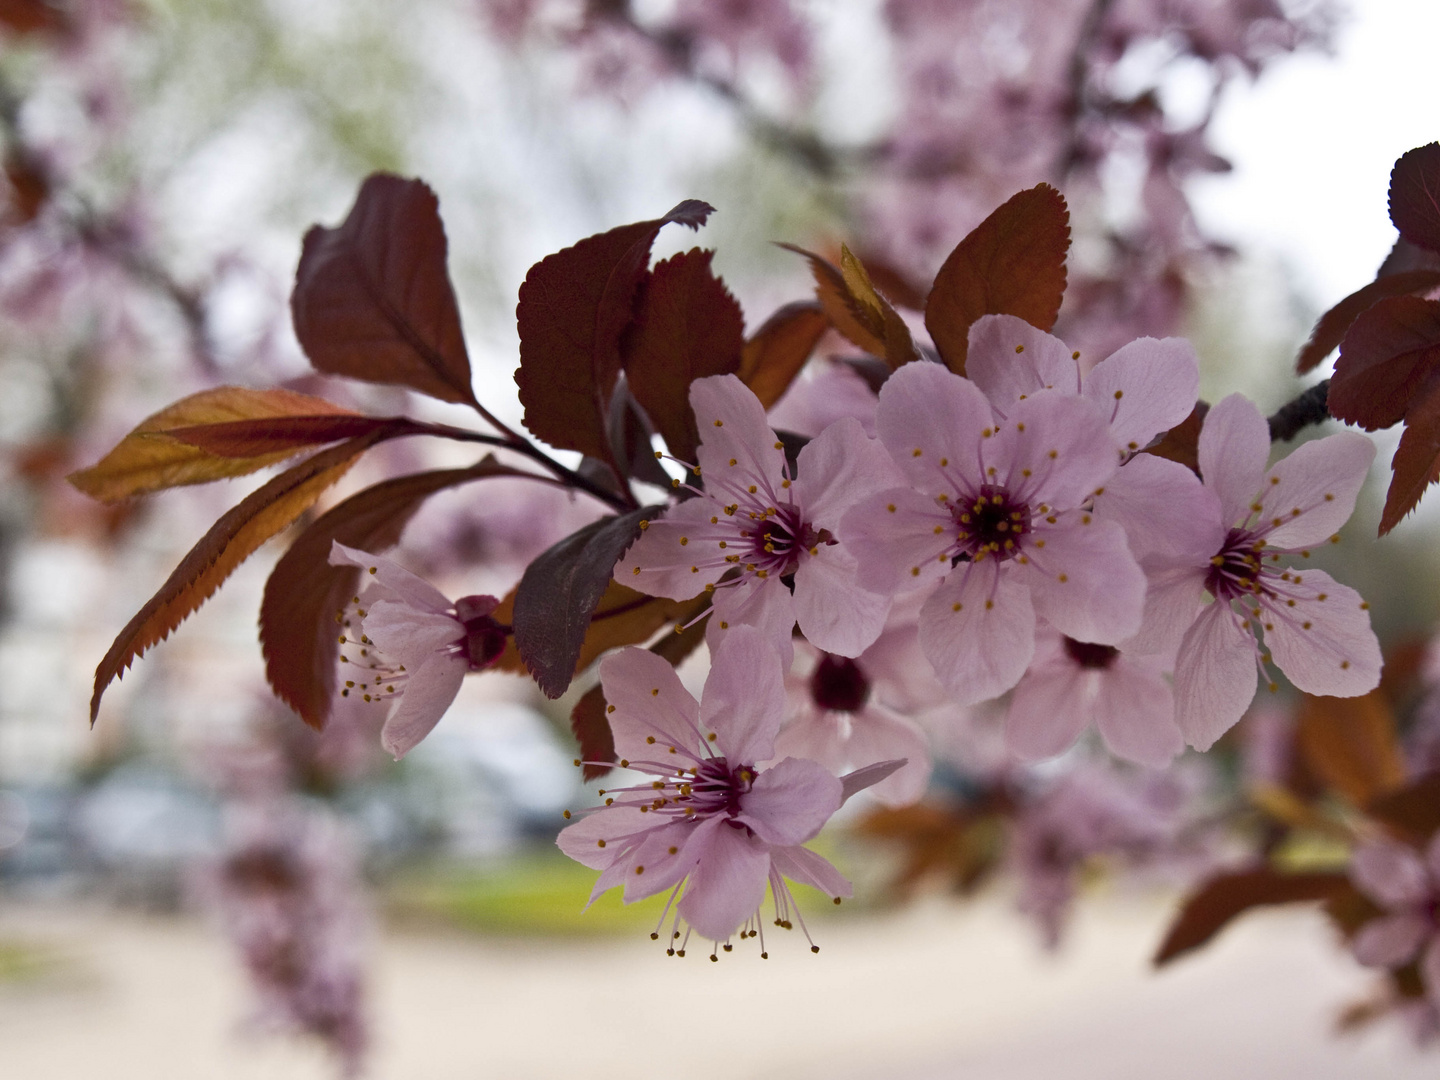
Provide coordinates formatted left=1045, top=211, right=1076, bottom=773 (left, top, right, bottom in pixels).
left=1006, top=623, right=1182, bottom=767
left=329, top=543, right=507, bottom=759
left=557, top=626, right=902, bottom=956
left=1121, top=394, right=1381, bottom=750
left=617, top=373, right=899, bottom=659
left=964, top=313, right=1200, bottom=459
left=840, top=361, right=1146, bottom=704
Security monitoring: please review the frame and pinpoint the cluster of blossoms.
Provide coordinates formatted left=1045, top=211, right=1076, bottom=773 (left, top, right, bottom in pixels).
left=337, top=317, right=1383, bottom=957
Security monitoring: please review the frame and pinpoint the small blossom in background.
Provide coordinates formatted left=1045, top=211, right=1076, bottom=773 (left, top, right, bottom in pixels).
left=329, top=542, right=507, bottom=759
left=1349, top=836, right=1440, bottom=1011
left=557, top=626, right=901, bottom=956
left=1123, top=394, right=1381, bottom=750
left=618, top=374, right=899, bottom=661
left=843, top=361, right=1145, bottom=702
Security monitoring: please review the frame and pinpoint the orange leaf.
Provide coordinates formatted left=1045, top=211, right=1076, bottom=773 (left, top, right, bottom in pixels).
left=68, top=387, right=358, bottom=503
left=738, top=301, right=828, bottom=409
left=781, top=244, right=918, bottom=369
left=260, top=457, right=529, bottom=729
left=1295, top=690, right=1407, bottom=807
left=924, top=184, right=1070, bottom=375
left=91, top=436, right=384, bottom=724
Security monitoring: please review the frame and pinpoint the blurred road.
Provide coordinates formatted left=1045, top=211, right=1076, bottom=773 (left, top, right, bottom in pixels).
left=0, top=893, right=1432, bottom=1079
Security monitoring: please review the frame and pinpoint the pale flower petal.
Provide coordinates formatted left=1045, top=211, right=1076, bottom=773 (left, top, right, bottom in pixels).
left=690, top=373, right=786, bottom=489
left=875, top=361, right=994, bottom=494
left=700, top=625, right=788, bottom=764
left=737, top=756, right=843, bottom=845
left=362, top=601, right=464, bottom=665
left=792, top=545, right=891, bottom=657
left=599, top=646, right=703, bottom=763
left=1255, top=431, right=1375, bottom=549
left=1082, top=336, right=1200, bottom=455
left=1093, top=453, right=1225, bottom=562
left=1197, top=394, right=1270, bottom=526
left=1021, top=516, right=1145, bottom=645
left=1354, top=914, right=1430, bottom=968
left=1092, top=662, right=1183, bottom=768
left=379, top=653, right=466, bottom=759
left=1006, top=663, right=1092, bottom=761
left=329, top=541, right=452, bottom=614
left=1262, top=572, right=1381, bottom=699
left=770, top=845, right=852, bottom=900
left=793, top=415, right=902, bottom=528
left=920, top=560, right=1036, bottom=704
left=1173, top=601, right=1258, bottom=750
left=965, top=314, right=1078, bottom=413
left=840, top=487, right=954, bottom=595
left=676, top=824, right=771, bottom=941
left=1352, top=841, right=1433, bottom=909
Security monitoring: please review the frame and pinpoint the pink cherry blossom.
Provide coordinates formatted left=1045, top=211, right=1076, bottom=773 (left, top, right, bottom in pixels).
left=328, top=543, right=507, bottom=760
left=557, top=626, right=901, bottom=955
left=1006, top=624, right=1183, bottom=768
left=841, top=361, right=1146, bottom=704
left=1120, top=394, right=1381, bottom=750
left=965, top=313, right=1200, bottom=459
left=617, top=374, right=899, bottom=659
left=774, top=643, right=932, bottom=807
left=1349, top=835, right=1440, bottom=1012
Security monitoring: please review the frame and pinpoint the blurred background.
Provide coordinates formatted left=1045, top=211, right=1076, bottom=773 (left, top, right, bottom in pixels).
left=1, top=0, right=1439, bottom=1076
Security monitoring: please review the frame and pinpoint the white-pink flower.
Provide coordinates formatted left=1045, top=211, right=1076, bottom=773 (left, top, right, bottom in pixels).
left=557, top=626, right=900, bottom=955
left=1349, top=835, right=1440, bottom=1011
left=1121, top=394, right=1381, bottom=750
left=841, top=361, right=1146, bottom=704
left=617, top=374, right=899, bottom=659
left=965, top=313, right=1200, bottom=458
left=329, top=543, right=507, bottom=760
left=1006, top=624, right=1183, bottom=767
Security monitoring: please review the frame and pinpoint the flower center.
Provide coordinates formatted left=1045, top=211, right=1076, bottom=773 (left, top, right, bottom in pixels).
left=739, top=505, right=829, bottom=577
left=455, top=594, right=508, bottom=671
left=953, top=483, right=1031, bottom=562
left=1063, top=637, right=1119, bottom=670
left=810, top=654, right=871, bottom=712
left=1205, top=530, right=1268, bottom=601
left=687, top=756, right=755, bottom=818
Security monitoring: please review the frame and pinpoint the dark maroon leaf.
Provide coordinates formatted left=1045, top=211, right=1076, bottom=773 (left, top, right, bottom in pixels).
left=260, top=456, right=529, bottom=728
left=1381, top=378, right=1440, bottom=534
left=292, top=174, right=477, bottom=406
left=621, top=248, right=744, bottom=465
left=1154, top=867, right=1350, bottom=966
left=514, top=202, right=715, bottom=464
left=1378, top=237, right=1440, bottom=278
left=925, top=184, right=1070, bottom=375
left=512, top=506, right=658, bottom=698
left=738, top=300, right=829, bottom=409
left=1296, top=271, right=1440, bottom=374
left=1367, top=771, right=1440, bottom=843
left=1389, top=144, right=1440, bottom=254
left=1330, top=296, right=1440, bottom=430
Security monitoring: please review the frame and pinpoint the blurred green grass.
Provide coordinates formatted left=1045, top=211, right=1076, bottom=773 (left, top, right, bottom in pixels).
left=0, top=939, right=65, bottom=984
left=385, top=845, right=848, bottom=938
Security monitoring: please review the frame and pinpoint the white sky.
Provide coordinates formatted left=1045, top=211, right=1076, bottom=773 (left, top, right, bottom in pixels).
left=1191, top=0, right=1440, bottom=307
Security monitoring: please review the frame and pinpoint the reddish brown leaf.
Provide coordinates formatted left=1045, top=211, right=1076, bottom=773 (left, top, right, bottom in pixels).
left=512, top=507, right=657, bottom=698
left=1367, top=772, right=1440, bottom=844
left=1143, top=401, right=1209, bottom=475
left=0, top=0, right=64, bottom=34
left=91, top=436, right=386, bottom=724
left=260, top=456, right=529, bottom=728
left=1296, top=271, right=1440, bottom=374
left=4, top=156, right=49, bottom=223
left=738, top=301, right=829, bottom=409
left=69, top=387, right=361, bottom=503
left=1330, top=296, right=1440, bottom=431
left=515, top=201, right=714, bottom=463
left=1381, top=378, right=1440, bottom=534
left=568, top=608, right=708, bottom=782
left=782, top=244, right=918, bottom=369
left=292, top=174, right=476, bottom=406
left=924, top=184, right=1070, bottom=375
left=1389, top=144, right=1440, bottom=254
left=621, top=248, right=744, bottom=464
left=1296, top=691, right=1407, bottom=807
left=1153, top=867, right=1350, bottom=966
left=1378, top=237, right=1440, bottom=278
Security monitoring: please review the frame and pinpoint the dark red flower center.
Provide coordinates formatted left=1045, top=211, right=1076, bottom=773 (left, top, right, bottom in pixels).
left=1063, top=637, right=1119, bottom=670
left=810, top=654, right=871, bottom=712
left=953, top=483, right=1031, bottom=562
left=1204, top=530, right=1267, bottom=602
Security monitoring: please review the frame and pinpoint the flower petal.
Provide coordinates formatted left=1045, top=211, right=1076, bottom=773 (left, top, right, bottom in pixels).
left=1021, top=517, right=1145, bottom=645
left=676, top=823, right=771, bottom=941
left=1093, top=452, right=1225, bottom=562
left=330, top=542, right=453, bottom=613
left=700, top=625, right=789, bottom=764
left=1351, top=841, right=1433, bottom=908
left=615, top=497, right=728, bottom=600
left=1006, top=662, right=1092, bottom=761
left=599, top=646, right=703, bottom=763
left=705, top=574, right=796, bottom=669
left=1082, top=336, right=1200, bottom=455
left=1002, top=391, right=1119, bottom=511
left=770, top=844, right=852, bottom=901
left=690, top=374, right=786, bottom=502
left=966, top=314, right=1078, bottom=414
left=792, top=545, right=891, bottom=657
left=623, top=819, right=705, bottom=902
left=840, top=487, right=953, bottom=595
left=839, top=758, right=908, bottom=802
left=875, top=361, right=994, bottom=494
left=557, top=805, right=653, bottom=870
left=1197, top=394, right=1270, bottom=527
left=1353, top=914, right=1429, bottom=968
left=1262, top=571, right=1381, bottom=699
left=362, top=601, right=463, bottom=666
left=379, top=653, right=466, bottom=759
left=840, top=707, right=931, bottom=805
left=920, top=560, right=1036, bottom=704
left=793, top=415, right=902, bottom=529
left=1173, top=600, right=1258, bottom=750
left=1125, top=556, right=1207, bottom=657
left=1092, top=660, right=1183, bottom=768
left=737, top=756, right=843, bottom=846
left=1254, top=431, right=1375, bottom=549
